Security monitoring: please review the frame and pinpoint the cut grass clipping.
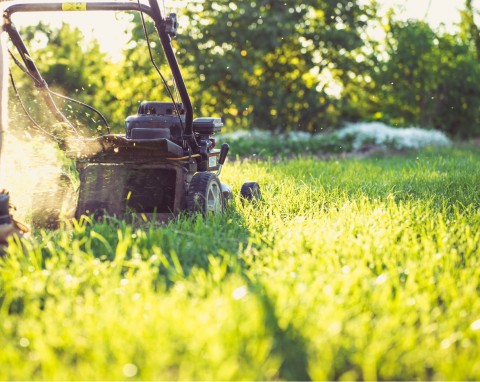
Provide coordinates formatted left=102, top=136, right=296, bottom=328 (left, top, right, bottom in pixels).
left=1, top=146, right=480, bottom=380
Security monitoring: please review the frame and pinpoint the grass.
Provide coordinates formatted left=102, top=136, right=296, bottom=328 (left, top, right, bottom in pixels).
left=1, top=146, right=480, bottom=380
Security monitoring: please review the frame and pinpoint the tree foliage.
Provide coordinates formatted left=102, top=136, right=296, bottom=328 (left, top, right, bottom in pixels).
left=176, top=0, right=375, bottom=132
left=14, top=22, right=112, bottom=133
left=339, top=0, right=480, bottom=138
left=369, top=17, right=480, bottom=138
left=11, top=0, right=480, bottom=138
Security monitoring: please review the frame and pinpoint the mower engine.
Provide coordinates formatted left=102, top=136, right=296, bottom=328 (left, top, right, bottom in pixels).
left=74, top=100, right=229, bottom=221
left=125, top=101, right=184, bottom=142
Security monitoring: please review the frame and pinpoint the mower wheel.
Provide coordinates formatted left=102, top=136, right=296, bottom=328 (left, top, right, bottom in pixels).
left=240, top=182, right=261, bottom=201
left=187, top=172, right=224, bottom=215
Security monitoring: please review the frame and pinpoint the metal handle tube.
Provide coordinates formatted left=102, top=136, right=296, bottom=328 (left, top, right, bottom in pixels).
left=148, top=0, right=197, bottom=150
left=2, top=19, right=74, bottom=129
left=4, top=2, right=153, bottom=16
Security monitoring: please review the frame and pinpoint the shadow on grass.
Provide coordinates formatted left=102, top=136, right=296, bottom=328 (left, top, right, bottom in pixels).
left=76, top=205, right=312, bottom=379
left=24, top=205, right=313, bottom=380
left=248, top=279, right=312, bottom=380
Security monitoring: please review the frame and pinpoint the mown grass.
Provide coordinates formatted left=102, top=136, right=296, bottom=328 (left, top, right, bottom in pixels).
left=1, top=146, right=480, bottom=380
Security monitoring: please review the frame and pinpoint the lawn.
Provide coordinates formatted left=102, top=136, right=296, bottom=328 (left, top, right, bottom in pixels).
left=1, top=146, right=480, bottom=380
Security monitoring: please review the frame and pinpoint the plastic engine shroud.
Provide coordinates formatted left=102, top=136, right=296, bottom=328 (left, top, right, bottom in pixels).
left=125, top=102, right=184, bottom=142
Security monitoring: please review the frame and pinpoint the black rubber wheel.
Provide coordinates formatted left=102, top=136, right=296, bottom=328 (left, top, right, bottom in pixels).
left=187, top=172, right=224, bottom=215
left=240, top=182, right=261, bottom=201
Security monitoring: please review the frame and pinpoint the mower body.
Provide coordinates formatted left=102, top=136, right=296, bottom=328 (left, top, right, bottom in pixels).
left=3, top=1, right=236, bottom=222
left=74, top=102, right=225, bottom=220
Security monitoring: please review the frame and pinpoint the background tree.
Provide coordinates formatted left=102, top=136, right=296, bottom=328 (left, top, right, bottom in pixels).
left=176, top=0, right=375, bottom=132
left=14, top=22, right=113, bottom=134
left=366, top=18, right=480, bottom=137
left=459, top=0, right=480, bottom=60
left=10, top=0, right=480, bottom=138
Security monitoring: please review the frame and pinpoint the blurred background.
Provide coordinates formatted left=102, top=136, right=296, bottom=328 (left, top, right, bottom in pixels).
left=7, top=0, right=480, bottom=139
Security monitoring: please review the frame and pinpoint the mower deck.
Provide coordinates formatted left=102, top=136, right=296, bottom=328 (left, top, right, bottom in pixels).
left=75, top=160, right=188, bottom=221
left=68, top=134, right=185, bottom=163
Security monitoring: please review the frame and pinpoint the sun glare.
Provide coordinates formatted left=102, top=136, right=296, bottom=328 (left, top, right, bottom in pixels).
left=381, top=0, right=475, bottom=30
left=10, top=0, right=185, bottom=61
left=10, top=0, right=476, bottom=61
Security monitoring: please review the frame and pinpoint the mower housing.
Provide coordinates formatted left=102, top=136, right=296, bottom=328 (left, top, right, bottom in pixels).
left=3, top=0, right=237, bottom=222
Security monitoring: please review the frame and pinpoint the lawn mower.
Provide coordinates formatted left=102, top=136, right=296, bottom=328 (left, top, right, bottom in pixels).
left=2, top=0, right=260, bottom=224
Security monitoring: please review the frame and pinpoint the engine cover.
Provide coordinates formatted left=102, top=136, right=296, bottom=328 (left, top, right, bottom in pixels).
left=125, top=101, right=184, bottom=142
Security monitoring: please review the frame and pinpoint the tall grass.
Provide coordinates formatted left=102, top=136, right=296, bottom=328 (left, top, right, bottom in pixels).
left=1, top=146, right=480, bottom=380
